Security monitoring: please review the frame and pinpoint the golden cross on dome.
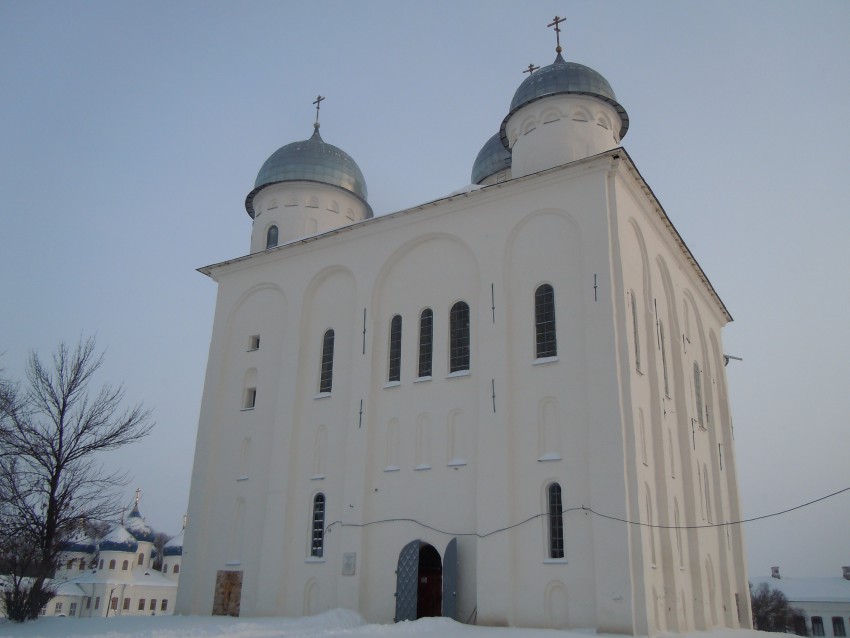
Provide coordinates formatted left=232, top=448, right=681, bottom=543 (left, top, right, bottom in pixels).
left=548, top=15, right=566, bottom=54
left=313, top=95, right=325, bottom=126
left=523, top=63, right=539, bottom=76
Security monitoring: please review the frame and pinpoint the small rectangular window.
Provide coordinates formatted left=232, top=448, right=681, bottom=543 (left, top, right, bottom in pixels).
left=150, top=598, right=157, bottom=611
left=248, top=335, right=260, bottom=351
left=54, top=602, right=62, bottom=614
left=111, top=597, right=118, bottom=611
left=161, top=599, right=168, bottom=612
left=812, top=616, right=825, bottom=636
left=123, top=598, right=130, bottom=611
left=138, top=598, right=146, bottom=611
left=86, top=597, right=91, bottom=609
left=243, top=387, right=256, bottom=409
left=94, top=596, right=100, bottom=610
left=833, top=617, right=846, bottom=637
left=69, top=602, right=77, bottom=616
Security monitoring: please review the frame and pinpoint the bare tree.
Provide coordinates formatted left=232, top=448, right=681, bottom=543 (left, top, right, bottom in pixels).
left=750, top=581, right=807, bottom=633
left=0, top=338, right=153, bottom=621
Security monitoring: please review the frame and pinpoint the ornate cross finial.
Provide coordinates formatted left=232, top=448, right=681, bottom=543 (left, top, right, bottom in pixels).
left=134, top=487, right=141, bottom=506
left=548, top=15, right=566, bottom=54
left=313, top=95, right=325, bottom=128
left=523, top=63, right=539, bottom=76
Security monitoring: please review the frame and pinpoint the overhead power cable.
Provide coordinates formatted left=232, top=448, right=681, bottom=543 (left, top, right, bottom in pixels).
left=325, top=484, right=850, bottom=538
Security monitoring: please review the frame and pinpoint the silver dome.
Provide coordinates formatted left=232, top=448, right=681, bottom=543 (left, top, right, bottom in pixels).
left=245, top=126, right=371, bottom=218
left=471, top=133, right=512, bottom=185
left=499, top=53, right=629, bottom=148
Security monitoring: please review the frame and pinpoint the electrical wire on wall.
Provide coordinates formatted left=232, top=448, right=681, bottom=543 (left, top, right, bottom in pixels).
left=325, top=485, right=850, bottom=537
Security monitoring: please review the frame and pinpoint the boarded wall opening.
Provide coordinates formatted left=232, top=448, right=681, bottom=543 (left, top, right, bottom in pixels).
left=212, top=570, right=243, bottom=616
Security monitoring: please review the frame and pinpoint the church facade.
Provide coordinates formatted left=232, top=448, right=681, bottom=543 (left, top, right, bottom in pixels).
left=177, top=33, right=752, bottom=635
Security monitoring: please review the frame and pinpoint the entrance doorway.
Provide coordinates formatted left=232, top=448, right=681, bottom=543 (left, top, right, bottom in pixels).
left=417, top=544, right=442, bottom=618
left=394, top=538, right=458, bottom=622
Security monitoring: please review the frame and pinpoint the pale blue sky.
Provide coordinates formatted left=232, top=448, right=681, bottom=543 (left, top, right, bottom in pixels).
left=1, top=1, right=848, bottom=578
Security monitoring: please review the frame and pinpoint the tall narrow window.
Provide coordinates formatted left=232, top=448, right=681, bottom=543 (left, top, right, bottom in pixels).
left=311, top=493, right=326, bottom=557
left=319, top=330, right=334, bottom=394
left=449, top=301, right=470, bottom=373
left=547, top=483, right=564, bottom=559
left=388, top=315, right=402, bottom=382
left=535, top=284, right=557, bottom=358
left=660, top=322, right=670, bottom=396
left=266, top=225, right=279, bottom=249
left=693, top=362, right=704, bottom=424
left=833, top=617, right=846, bottom=637
left=812, top=617, right=825, bottom=636
left=629, top=290, right=640, bottom=369
left=417, top=308, right=433, bottom=378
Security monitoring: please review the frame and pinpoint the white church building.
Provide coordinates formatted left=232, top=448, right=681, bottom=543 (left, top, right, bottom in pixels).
left=177, top=24, right=752, bottom=635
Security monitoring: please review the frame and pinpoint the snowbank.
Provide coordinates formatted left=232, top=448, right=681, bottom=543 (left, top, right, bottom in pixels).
left=0, top=610, right=767, bottom=638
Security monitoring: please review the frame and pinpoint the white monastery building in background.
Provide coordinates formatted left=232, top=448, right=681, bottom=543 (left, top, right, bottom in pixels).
left=177, top=23, right=752, bottom=635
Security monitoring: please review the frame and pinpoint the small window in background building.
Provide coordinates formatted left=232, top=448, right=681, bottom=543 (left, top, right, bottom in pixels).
left=123, top=598, right=130, bottom=610
left=54, top=602, right=62, bottom=614
left=122, top=559, right=129, bottom=570
left=812, top=617, right=825, bottom=636
left=69, top=602, right=77, bottom=616
left=163, top=563, right=168, bottom=573
left=161, top=599, right=168, bottom=611
left=173, top=564, right=180, bottom=574
left=109, top=559, right=115, bottom=570
left=94, top=596, right=100, bottom=610
left=249, top=335, right=260, bottom=351
left=833, top=617, right=846, bottom=637
left=138, top=552, right=144, bottom=565
left=86, top=597, right=91, bottom=609
left=150, top=598, right=157, bottom=611
left=111, top=597, right=118, bottom=610
left=138, top=599, right=146, bottom=611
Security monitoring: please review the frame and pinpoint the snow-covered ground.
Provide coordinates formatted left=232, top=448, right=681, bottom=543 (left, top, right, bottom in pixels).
left=0, top=609, right=765, bottom=638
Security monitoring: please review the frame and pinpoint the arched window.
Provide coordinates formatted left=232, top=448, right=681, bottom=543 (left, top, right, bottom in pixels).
left=266, top=225, right=278, bottom=249
left=449, top=301, right=470, bottom=373
left=693, top=362, right=704, bottom=424
left=417, top=308, right=433, bottom=378
left=109, top=559, right=116, bottom=570
left=536, top=285, right=557, bottom=358
left=319, top=330, right=334, bottom=394
left=99, top=559, right=104, bottom=570
left=311, top=493, right=326, bottom=557
left=137, top=552, right=144, bottom=565
left=163, top=563, right=168, bottom=574
left=659, top=321, right=670, bottom=396
left=388, top=315, right=402, bottom=382
left=547, top=483, right=564, bottom=559
left=173, top=564, right=179, bottom=574
left=629, top=290, right=639, bottom=369
left=122, top=560, right=128, bottom=571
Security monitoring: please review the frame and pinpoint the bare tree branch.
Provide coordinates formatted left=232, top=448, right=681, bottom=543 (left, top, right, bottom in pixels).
left=0, top=337, right=153, bottom=621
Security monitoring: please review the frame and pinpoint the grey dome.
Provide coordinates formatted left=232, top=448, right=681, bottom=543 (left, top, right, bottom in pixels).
left=245, top=126, right=371, bottom=218
left=471, top=133, right=512, bottom=185
left=500, top=53, right=629, bottom=147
